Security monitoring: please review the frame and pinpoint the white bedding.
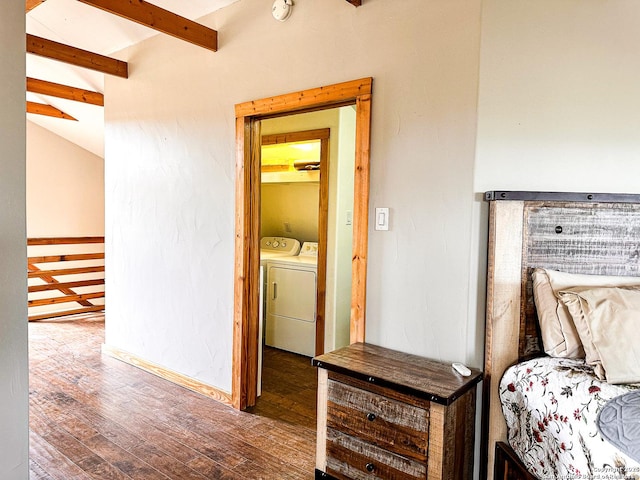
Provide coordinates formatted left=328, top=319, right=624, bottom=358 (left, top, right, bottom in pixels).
left=500, top=356, right=640, bottom=479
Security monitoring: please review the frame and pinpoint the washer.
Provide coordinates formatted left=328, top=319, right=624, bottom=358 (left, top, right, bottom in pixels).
left=265, top=242, right=318, bottom=357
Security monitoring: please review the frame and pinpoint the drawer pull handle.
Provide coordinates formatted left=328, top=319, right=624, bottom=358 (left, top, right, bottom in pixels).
left=366, top=412, right=376, bottom=421
left=365, top=462, right=375, bottom=472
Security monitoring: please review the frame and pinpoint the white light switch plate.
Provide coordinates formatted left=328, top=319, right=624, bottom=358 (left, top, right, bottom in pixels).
left=375, top=207, right=389, bottom=230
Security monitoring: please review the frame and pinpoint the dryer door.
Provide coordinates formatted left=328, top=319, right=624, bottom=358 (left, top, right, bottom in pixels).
left=266, top=264, right=317, bottom=356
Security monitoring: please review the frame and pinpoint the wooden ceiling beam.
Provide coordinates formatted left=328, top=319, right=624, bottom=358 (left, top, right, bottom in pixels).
left=27, top=78, right=104, bottom=106
left=78, top=0, right=218, bottom=52
left=27, top=34, right=128, bottom=78
left=345, top=0, right=361, bottom=5
left=26, top=101, right=77, bottom=121
left=26, top=0, right=46, bottom=12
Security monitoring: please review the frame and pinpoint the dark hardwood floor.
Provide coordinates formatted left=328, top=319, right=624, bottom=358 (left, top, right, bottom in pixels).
left=29, top=314, right=317, bottom=479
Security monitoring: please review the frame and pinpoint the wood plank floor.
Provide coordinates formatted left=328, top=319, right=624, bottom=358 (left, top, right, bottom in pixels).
left=29, top=314, right=317, bottom=479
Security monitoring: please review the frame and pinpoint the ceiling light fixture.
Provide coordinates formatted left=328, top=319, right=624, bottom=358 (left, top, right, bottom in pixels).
left=272, top=0, right=293, bottom=21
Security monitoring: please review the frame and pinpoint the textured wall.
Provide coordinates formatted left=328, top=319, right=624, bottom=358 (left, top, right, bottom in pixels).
left=104, top=0, right=483, bottom=393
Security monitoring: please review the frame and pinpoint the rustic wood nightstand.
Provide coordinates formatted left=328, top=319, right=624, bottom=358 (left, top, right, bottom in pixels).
left=313, top=342, right=482, bottom=480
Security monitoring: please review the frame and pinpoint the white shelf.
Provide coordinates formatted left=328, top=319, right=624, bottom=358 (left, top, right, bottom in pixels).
left=261, top=170, right=319, bottom=184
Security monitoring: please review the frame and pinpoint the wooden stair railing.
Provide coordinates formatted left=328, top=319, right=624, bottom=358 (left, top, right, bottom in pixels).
left=28, top=236, right=105, bottom=321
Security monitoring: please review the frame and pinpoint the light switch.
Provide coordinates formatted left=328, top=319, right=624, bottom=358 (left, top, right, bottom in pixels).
left=375, top=207, right=389, bottom=231
left=346, top=210, right=352, bottom=226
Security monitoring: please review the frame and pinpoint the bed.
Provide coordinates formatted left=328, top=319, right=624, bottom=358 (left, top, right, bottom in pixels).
left=483, top=191, right=640, bottom=480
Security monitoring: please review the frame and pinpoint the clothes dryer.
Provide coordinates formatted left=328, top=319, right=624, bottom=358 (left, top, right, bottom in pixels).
left=265, top=242, right=318, bottom=357
left=258, top=237, right=300, bottom=395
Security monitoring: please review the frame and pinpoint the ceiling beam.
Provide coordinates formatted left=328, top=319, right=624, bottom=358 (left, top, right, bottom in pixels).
left=26, top=0, right=46, bottom=12
left=27, top=78, right=104, bottom=106
left=26, top=101, right=78, bottom=121
left=27, top=34, right=129, bottom=78
left=78, top=0, right=218, bottom=52
left=345, top=0, right=361, bottom=5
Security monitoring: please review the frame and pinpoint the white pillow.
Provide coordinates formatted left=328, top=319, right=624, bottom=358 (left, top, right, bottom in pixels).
left=559, top=287, right=640, bottom=384
left=531, top=268, right=640, bottom=358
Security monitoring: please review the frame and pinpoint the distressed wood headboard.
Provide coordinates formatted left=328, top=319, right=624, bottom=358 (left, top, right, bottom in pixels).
left=482, top=191, right=640, bottom=480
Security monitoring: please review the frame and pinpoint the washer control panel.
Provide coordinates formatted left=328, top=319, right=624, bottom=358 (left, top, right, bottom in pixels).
left=260, top=236, right=301, bottom=255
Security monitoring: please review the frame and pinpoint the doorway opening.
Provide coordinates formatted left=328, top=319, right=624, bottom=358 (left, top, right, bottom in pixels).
left=233, top=78, right=373, bottom=410
left=260, top=127, right=330, bottom=362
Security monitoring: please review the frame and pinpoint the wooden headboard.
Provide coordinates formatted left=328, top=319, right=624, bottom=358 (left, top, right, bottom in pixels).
left=482, top=191, right=640, bottom=480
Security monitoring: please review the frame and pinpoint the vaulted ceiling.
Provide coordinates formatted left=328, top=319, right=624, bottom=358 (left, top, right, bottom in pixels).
left=25, top=0, right=361, bottom=157
left=26, top=0, right=234, bottom=156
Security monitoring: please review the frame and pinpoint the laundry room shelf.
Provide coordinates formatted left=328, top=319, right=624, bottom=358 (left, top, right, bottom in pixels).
left=261, top=169, right=319, bottom=184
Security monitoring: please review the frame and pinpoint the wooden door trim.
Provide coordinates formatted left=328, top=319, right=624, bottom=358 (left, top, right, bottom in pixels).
left=316, top=135, right=329, bottom=356
left=261, top=128, right=330, bottom=358
left=262, top=128, right=330, bottom=146
left=233, top=77, right=373, bottom=410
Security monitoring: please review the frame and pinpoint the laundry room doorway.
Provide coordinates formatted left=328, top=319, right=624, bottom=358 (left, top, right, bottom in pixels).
left=233, top=78, right=373, bottom=410
left=259, top=126, right=330, bottom=361
left=256, top=127, right=329, bottom=426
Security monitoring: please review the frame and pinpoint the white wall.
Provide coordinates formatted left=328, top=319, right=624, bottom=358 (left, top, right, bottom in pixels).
left=104, top=0, right=483, bottom=393
left=362, top=2, right=482, bottom=363
left=333, top=106, right=356, bottom=349
left=471, top=0, right=640, bottom=366
left=261, top=183, right=319, bottom=242
left=27, top=121, right=105, bottom=237
left=476, top=0, right=640, bottom=193
left=0, top=2, right=29, bottom=477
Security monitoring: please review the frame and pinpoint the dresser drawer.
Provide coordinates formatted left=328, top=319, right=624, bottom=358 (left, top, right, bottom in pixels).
left=327, top=379, right=429, bottom=461
left=326, top=428, right=426, bottom=480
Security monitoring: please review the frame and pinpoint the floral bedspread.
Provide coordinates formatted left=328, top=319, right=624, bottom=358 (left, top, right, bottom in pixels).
left=500, top=356, right=640, bottom=479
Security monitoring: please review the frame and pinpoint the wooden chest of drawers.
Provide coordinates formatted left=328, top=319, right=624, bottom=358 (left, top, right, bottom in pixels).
left=313, top=343, right=482, bottom=480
